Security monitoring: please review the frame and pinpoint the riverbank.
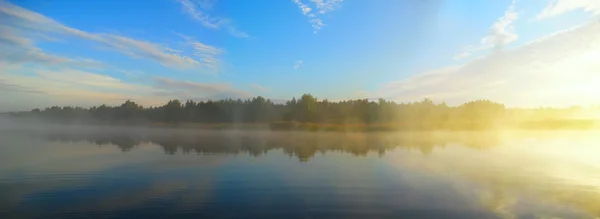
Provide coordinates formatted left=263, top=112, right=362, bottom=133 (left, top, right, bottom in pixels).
left=3, top=115, right=598, bottom=132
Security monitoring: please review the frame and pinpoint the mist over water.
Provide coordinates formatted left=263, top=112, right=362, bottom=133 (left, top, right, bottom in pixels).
left=1, top=124, right=599, bottom=219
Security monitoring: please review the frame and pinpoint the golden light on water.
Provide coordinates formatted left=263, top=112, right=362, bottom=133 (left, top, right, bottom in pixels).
left=383, top=131, right=600, bottom=218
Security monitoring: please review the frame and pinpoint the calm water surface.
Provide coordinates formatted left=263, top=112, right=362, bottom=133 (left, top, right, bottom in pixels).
left=1, top=127, right=599, bottom=219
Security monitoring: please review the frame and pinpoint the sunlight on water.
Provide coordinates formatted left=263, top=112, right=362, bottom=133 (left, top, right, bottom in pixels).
left=382, top=131, right=600, bottom=219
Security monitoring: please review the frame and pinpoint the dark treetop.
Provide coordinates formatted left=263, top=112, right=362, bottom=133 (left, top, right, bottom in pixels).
left=8, top=94, right=598, bottom=130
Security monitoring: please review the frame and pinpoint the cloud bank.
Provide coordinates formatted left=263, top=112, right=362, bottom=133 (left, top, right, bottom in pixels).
left=376, top=21, right=600, bottom=107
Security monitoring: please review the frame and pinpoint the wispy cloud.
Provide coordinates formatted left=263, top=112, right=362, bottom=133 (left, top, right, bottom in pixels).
left=101, top=35, right=201, bottom=68
left=536, top=0, right=600, bottom=20
left=310, top=19, right=324, bottom=33
left=0, top=48, right=104, bottom=67
left=0, top=77, right=48, bottom=112
left=0, top=1, right=221, bottom=69
left=154, top=76, right=252, bottom=100
left=250, top=84, right=270, bottom=92
left=117, top=69, right=145, bottom=77
left=175, top=33, right=225, bottom=69
left=0, top=25, right=32, bottom=46
left=177, top=0, right=220, bottom=29
left=293, top=0, right=313, bottom=16
left=455, top=0, right=518, bottom=59
left=375, top=21, right=600, bottom=107
left=294, top=60, right=303, bottom=69
left=155, top=76, right=229, bottom=93
left=292, top=0, right=343, bottom=33
left=0, top=25, right=104, bottom=68
left=176, top=0, right=250, bottom=38
left=0, top=65, right=253, bottom=111
left=227, top=26, right=250, bottom=38
left=0, top=79, right=44, bottom=94
left=311, top=0, right=344, bottom=14
left=0, top=66, right=164, bottom=110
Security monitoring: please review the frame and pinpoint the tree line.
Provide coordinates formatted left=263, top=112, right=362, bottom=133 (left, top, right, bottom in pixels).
left=9, top=94, right=598, bottom=130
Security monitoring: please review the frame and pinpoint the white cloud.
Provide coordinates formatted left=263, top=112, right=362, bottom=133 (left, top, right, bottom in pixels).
left=536, top=0, right=600, bottom=20
left=294, top=60, right=303, bottom=69
left=482, top=0, right=519, bottom=49
left=293, top=0, right=313, bottom=16
left=310, top=19, right=324, bottom=33
left=292, top=0, right=343, bottom=33
left=456, top=0, right=518, bottom=59
left=0, top=1, right=221, bottom=69
left=176, top=0, right=249, bottom=38
left=375, top=21, right=600, bottom=107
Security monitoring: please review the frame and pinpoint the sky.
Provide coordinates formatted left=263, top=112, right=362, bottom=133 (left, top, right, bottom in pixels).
left=0, top=0, right=599, bottom=111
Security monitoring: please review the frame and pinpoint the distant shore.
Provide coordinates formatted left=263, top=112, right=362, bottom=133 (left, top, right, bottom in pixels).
left=5, top=95, right=600, bottom=132
left=152, top=119, right=600, bottom=131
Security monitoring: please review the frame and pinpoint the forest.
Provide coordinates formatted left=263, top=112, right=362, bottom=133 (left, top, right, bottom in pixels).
left=7, top=94, right=599, bottom=130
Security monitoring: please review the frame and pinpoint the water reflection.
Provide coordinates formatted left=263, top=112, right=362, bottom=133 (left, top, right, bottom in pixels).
left=40, top=129, right=504, bottom=161
left=1, top=129, right=599, bottom=218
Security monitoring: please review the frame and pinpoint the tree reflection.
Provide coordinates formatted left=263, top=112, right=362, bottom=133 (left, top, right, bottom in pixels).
left=40, top=131, right=503, bottom=161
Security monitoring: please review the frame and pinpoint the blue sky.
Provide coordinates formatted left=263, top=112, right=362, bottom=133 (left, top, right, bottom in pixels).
left=1, top=0, right=600, bottom=111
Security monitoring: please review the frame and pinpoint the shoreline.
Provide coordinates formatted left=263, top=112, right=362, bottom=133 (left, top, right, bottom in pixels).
left=3, top=118, right=599, bottom=132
